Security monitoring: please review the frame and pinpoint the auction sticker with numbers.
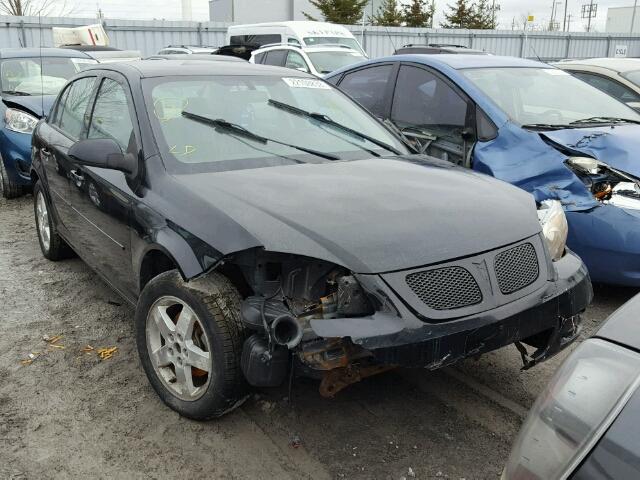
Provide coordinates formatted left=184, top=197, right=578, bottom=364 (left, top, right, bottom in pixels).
left=283, top=78, right=331, bottom=89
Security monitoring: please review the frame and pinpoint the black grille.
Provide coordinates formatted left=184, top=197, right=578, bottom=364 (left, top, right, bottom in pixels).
left=405, top=266, right=482, bottom=311
left=494, top=243, right=539, bottom=294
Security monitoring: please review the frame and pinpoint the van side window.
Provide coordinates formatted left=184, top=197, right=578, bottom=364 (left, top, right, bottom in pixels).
left=230, top=34, right=281, bottom=47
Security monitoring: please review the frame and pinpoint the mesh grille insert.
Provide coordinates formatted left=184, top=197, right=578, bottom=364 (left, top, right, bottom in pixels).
left=405, top=266, right=482, bottom=311
left=494, top=243, right=539, bottom=294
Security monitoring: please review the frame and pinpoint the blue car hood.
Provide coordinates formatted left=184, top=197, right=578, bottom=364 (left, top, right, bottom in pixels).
left=541, top=124, right=640, bottom=178
left=2, top=94, right=56, bottom=118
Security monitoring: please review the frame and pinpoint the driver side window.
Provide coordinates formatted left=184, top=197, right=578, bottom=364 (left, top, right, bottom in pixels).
left=88, top=78, right=135, bottom=152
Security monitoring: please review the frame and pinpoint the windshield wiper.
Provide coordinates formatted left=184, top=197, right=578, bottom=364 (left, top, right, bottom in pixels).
left=521, top=123, right=574, bottom=131
left=267, top=99, right=402, bottom=155
left=570, top=116, right=640, bottom=125
left=1, top=90, right=31, bottom=96
left=181, top=111, right=340, bottom=161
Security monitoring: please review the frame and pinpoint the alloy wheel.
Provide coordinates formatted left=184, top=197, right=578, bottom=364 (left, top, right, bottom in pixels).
left=36, top=191, right=51, bottom=252
left=146, top=296, right=212, bottom=401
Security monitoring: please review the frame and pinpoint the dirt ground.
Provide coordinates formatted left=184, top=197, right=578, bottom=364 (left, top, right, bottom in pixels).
left=1, top=194, right=637, bottom=480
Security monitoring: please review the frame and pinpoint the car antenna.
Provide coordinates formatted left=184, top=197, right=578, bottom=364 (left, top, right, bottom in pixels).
left=39, top=11, right=44, bottom=115
left=528, top=41, right=542, bottom=63
left=384, top=26, right=397, bottom=53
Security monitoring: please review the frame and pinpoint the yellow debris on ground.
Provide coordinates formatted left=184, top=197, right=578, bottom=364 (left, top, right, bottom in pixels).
left=97, top=347, right=118, bottom=360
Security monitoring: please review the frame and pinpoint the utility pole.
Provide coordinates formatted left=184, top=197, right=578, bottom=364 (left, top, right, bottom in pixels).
left=563, top=0, right=568, bottom=31
left=632, top=0, right=638, bottom=34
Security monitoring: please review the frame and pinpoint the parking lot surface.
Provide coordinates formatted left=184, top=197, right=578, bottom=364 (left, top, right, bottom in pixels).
left=1, top=195, right=636, bottom=480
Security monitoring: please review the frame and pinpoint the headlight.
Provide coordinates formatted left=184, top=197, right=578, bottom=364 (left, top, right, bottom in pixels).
left=503, top=338, right=640, bottom=480
left=537, top=200, right=568, bottom=261
left=566, top=156, right=640, bottom=210
left=4, top=108, right=38, bottom=134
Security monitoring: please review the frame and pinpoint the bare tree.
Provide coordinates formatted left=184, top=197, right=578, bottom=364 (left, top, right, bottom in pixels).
left=0, top=0, right=77, bottom=17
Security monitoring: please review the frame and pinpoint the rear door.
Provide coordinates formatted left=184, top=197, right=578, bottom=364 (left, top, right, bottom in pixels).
left=38, top=75, right=98, bottom=237
left=66, top=72, right=139, bottom=297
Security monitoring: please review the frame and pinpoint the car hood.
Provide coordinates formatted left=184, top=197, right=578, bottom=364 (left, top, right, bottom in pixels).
left=2, top=94, right=56, bottom=118
left=541, top=124, right=640, bottom=178
left=173, top=156, right=542, bottom=274
left=596, top=293, right=640, bottom=351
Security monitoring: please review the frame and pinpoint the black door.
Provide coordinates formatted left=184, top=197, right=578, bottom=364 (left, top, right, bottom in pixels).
left=40, top=76, right=98, bottom=237
left=66, top=74, right=140, bottom=298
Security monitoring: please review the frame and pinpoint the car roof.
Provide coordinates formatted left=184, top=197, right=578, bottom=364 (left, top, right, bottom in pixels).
left=391, top=53, right=547, bottom=69
left=146, top=54, right=245, bottom=63
left=84, top=59, right=309, bottom=78
left=395, top=45, right=487, bottom=55
left=255, top=44, right=361, bottom=54
left=0, top=47, right=92, bottom=59
left=556, top=57, right=640, bottom=73
left=596, top=293, right=640, bottom=352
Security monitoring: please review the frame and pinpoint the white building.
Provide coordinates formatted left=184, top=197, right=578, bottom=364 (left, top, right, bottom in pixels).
left=209, top=0, right=382, bottom=23
left=606, top=6, right=640, bottom=33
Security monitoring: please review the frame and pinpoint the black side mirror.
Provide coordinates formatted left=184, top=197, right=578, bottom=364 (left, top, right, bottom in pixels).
left=68, top=138, right=136, bottom=175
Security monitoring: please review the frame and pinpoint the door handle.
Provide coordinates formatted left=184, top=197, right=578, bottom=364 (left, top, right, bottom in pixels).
left=69, top=169, right=84, bottom=186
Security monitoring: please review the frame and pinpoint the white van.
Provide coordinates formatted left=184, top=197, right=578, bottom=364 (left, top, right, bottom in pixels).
left=227, top=21, right=367, bottom=56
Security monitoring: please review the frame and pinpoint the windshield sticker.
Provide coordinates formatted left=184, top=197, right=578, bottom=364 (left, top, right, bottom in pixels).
left=283, top=78, right=331, bottom=89
left=544, top=69, right=570, bottom=75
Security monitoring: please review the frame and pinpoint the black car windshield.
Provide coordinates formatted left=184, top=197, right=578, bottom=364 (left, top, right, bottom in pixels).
left=0, top=57, right=97, bottom=95
left=143, top=75, right=407, bottom=172
left=307, top=50, right=367, bottom=74
left=461, top=67, right=640, bottom=126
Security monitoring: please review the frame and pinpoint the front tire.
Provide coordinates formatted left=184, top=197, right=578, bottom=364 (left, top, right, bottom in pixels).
left=135, top=270, right=248, bottom=420
left=33, top=181, right=73, bottom=261
left=0, top=157, right=23, bottom=199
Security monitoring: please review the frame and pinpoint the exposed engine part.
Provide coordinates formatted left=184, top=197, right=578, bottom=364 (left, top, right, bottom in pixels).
left=298, top=338, right=371, bottom=371
left=241, top=296, right=291, bottom=330
left=241, top=334, right=289, bottom=387
left=319, top=363, right=397, bottom=398
left=336, top=275, right=374, bottom=317
left=271, top=314, right=303, bottom=349
left=605, top=182, right=640, bottom=209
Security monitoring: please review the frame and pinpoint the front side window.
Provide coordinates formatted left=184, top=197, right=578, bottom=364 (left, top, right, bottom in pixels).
left=462, top=67, right=640, bottom=126
left=56, top=76, right=96, bottom=140
left=0, top=57, right=96, bottom=96
left=306, top=51, right=367, bottom=75
left=143, top=75, right=407, bottom=172
left=88, top=78, right=135, bottom=151
left=263, top=50, right=287, bottom=67
left=391, top=65, right=468, bottom=129
left=285, top=51, right=309, bottom=72
left=572, top=71, right=640, bottom=103
left=338, top=65, right=393, bottom=118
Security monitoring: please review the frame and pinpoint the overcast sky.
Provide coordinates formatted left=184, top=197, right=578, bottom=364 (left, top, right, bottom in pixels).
left=69, top=0, right=634, bottom=32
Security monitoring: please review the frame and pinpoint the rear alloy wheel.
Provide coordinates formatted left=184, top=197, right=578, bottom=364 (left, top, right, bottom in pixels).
left=0, top=158, right=23, bottom=199
left=136, top=270, right=248, bottom=420
left=33, top=181, right=73, bottom=260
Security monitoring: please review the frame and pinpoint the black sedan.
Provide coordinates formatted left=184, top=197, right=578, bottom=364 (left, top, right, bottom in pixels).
left=503, top=294, right=640, bottom=479
left=31, top=60, right=591, bottom=419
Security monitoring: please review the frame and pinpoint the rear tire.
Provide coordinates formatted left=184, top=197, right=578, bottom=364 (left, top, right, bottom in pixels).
left=135, top=270, right=249, bottom=420
left=0, top=157, right=23, bottom=199
left=33, top=181, right=73, bottom=261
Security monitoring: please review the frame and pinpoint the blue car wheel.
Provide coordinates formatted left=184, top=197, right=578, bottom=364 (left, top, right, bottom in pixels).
left=0, top=154, right=24, bottom=199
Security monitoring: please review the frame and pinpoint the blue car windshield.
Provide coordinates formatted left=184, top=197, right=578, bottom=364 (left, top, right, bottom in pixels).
left=462, top=67, right=640, bottom=126
left=0, top=57, right=97, bottom=96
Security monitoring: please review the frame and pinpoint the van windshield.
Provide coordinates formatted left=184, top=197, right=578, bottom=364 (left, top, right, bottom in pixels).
left=304, top=37, right=365, bottom=55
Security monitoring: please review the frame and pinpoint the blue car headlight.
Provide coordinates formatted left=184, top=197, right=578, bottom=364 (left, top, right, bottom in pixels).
left=4, top=108, right=38, bottom=134
left=566, top=156, right=640, bottom=210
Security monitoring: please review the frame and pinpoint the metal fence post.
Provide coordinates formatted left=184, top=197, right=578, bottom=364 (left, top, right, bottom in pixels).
left=197, top=22, right=203, bottom=46
left=565, top=35, right=571, bottom=58
left=606, top=35, right=611, bottom=57
left=520, top=33, right=525, bottom=58
left=18, top=20, right=26, bottom=47
left=469, top=32, right=474, bottom=48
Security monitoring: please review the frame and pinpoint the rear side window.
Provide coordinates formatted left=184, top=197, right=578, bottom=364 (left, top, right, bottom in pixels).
left=338, top=65, right=393, bottom=117
left=391, top=65, right=467, bottom=128
left=263, top=50, right=287, bottom=67
left=230, top=34, right=281, bottom=46
left=572, top=71, right=640, bottom=103
left=88, top=78, right=135, bottom=151
left=56, top=76, right=96, bottom=140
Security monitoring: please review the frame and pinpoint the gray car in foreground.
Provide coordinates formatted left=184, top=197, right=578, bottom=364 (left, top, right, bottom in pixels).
left=504, top=294, right=640, bottom=479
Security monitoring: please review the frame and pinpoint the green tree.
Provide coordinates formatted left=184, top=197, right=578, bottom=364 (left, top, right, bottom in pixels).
left=402, top=0, right=436, bottom=28
left=304, top=0, right=369, bottom=24
left=370, top=0, right=404, bottom=26
left=440, top=0, right=474, bottom=28
left=469, top=0, right=499, bottom=29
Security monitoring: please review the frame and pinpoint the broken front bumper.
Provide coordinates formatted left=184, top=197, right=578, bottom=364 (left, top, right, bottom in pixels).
left=310, top=250, right=592, bottom=369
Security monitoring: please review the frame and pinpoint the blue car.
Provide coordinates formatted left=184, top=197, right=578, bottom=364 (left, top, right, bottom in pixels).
left=0, top=48, right=96, bottom=198
left=326, top=54, right=640, bottom=286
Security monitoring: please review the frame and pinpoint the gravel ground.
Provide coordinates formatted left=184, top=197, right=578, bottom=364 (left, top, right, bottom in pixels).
left=1, top=194, right=637, bottom=480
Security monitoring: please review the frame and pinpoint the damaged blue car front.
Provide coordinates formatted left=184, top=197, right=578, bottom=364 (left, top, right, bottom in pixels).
left=327, top=55, right=640, bottom=286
